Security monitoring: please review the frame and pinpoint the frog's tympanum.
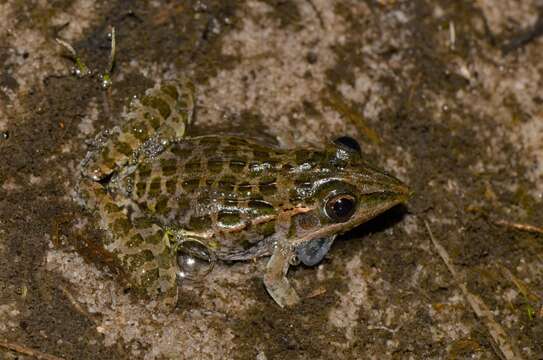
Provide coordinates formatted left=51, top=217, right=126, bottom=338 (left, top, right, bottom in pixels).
left=78, top=81, right=410, bottom=308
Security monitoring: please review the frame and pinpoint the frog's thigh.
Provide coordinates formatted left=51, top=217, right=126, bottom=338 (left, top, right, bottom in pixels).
left=263, top=244, right=300, bottom=307
left=83, top=81, right=196, bottom=181
left=80, top=180, right=178, bottom=308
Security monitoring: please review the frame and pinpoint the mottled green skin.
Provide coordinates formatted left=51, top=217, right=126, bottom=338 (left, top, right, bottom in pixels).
left=79, top=81, right=410, bottom=308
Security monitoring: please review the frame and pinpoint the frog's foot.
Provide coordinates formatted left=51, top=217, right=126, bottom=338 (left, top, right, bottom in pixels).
left=81, top=80, right=196, bottom=181
left=263, top=244, right=300, bottom=307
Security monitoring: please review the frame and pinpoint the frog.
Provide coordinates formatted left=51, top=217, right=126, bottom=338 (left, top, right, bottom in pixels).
left=78, top=80, right=411, bottom=308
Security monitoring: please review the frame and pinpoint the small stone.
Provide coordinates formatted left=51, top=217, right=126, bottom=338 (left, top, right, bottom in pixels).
left=306, top=51, right=318, bottom=64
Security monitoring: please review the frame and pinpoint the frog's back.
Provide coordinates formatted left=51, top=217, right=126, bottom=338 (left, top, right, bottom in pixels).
left=122, top=135, right=323, bottom=256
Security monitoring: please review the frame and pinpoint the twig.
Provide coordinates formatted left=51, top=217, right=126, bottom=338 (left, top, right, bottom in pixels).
left=101, top=26, right=116, bottom=90
left=424, top=221, right=524, bottom=360
left=495, top=219, right=543, bottom=234
left=322, top=91, right=381, bottom=145
left=0, top=340, right=65, bottom=360
left=306, top=286, right=327, bottom=299
left=500, top=265, right=542, bottom=303
left=449, top=21, right=456, bottom=50
left=55, top=38, right=91, bottom=78
left=59, top=285, right=97, bottom=322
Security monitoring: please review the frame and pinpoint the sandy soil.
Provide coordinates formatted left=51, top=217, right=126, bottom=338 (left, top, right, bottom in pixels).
left=0, top=0, right=542, bottom=359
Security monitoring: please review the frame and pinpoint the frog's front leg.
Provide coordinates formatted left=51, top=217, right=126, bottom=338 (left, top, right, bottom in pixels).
left=263, top=243, right=301, bottom=307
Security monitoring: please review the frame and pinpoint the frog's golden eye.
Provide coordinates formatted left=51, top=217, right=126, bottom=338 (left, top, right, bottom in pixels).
left=324, top=194, right=357, bottom=222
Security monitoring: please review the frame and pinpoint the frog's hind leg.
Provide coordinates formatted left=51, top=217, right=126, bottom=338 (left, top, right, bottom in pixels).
left=82, top=81, right=196, bottom=181
left=79, top=180, right=178, bottom=309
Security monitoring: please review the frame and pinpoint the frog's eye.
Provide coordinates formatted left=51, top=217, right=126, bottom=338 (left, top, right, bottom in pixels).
left=333, top=136, right=361, bottom=154
left=324, top=194, right=357, bottom=222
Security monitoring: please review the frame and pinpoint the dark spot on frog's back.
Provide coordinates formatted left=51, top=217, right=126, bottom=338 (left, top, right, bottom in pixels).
left=207, top=159, right=224, bottom=173
left=238, top=182, right=252, bottom=191
left=189, top=215, right=212, bottom=231
left=148, top=177, right=162, bottom=197
left=253, top=150, right=271, bottom=159
left=137, top=162, right=152, bottom=178
left=226, top=137, right=250, bottom=147
left=229, top=159, right=246, bottom=172
left=218, top=210, right=242, bottom=227
left=182, top=178, right=200, bottom=192
left=221, top=146, right=240, bottom=157
left=154, top=195, right=170, bottom=215
left=218, top=175, right=238, bottom=192
left=165, top=177, right=177, bottom=194
left=184, top=160, right=202, bottom=173
left=259, top=180, right=278, bottom=196
left=135, top=181, right=146, bottom=198
left=197, top=136, right=222, bottom=148
left=160, top=158, right=177, bottom=176
left=218, top=181, right=235, bottom=192
left=248, top=200, right=276, bottom=216
left=171, top=145, right=192, bottom=160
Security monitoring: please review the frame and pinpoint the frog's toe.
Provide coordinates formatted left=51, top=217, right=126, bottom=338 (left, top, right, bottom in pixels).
left=263, top=273, right=300, bottom=308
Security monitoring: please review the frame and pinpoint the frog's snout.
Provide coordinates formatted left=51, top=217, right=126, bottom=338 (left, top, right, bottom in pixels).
left=390, top=180, right=412, bottom=202
left=369, top=170, right=411, bottom=201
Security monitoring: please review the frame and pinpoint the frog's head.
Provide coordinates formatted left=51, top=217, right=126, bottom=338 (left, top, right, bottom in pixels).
left=288, top=136, right=411, bottom=262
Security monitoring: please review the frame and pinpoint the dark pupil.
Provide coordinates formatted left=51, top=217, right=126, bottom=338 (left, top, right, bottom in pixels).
left=334, top=136, right=361, bottom=154
left=331, top=197, right=354, bottom=219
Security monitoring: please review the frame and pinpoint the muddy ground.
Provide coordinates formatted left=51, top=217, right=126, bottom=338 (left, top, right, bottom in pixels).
left=1, top=0, right=542, bottom=359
